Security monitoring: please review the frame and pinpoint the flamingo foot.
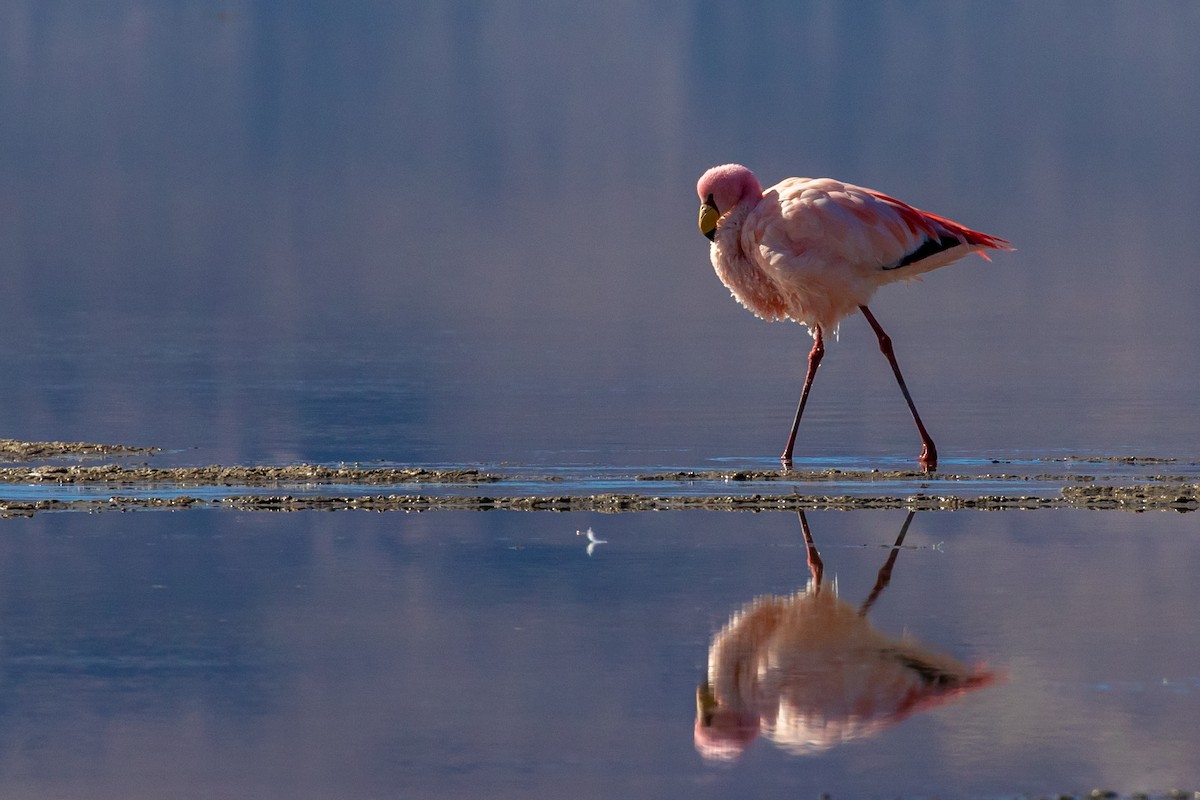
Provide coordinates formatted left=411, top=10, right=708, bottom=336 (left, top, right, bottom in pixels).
left=919, top=442, right=938, bottom=473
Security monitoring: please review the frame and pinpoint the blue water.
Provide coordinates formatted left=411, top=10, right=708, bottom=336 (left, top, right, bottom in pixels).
left=0, top=508, right=1196, bottom=799
left=1, top=3, right=1199, bottom=468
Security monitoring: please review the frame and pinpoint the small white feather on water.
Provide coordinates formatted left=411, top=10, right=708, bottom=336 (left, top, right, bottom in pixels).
left=576, top=527, right=607, bottom=556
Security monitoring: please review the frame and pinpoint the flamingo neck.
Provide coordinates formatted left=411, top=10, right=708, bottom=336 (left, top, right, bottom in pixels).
left=711, top=202, right=789, bottom=322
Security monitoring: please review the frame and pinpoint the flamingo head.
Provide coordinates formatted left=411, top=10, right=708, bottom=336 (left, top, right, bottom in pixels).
left=694, top=681, right=759, bottom=760
left=696, top=164, right=762, bottom=241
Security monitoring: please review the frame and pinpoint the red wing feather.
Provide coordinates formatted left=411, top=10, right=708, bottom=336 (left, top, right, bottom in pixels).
left=866, top=189, right=1014, bottom=253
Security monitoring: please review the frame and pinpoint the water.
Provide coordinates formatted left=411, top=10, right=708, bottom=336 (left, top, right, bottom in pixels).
left=2, top=3, right=1200, bottom=465
left=0, top=508, right=1195, bottom=798
left=1, top=3, right=1200, bottom=796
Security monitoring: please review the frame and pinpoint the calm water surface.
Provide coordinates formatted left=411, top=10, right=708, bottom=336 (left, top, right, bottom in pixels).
left=2, top=4, right=1199, bottom=465
left=0, top=508, right=1196, bottom=798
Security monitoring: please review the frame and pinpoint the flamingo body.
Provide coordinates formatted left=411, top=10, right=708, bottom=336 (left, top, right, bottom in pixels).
left=695, top=163, right=1012, bottom=469
left=696, top=581, right=994, bottom=759
left=694, top=511, right=996, bottom=761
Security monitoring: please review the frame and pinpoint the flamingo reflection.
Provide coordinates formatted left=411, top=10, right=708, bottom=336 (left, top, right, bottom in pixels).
left=695, top=511, right=996, bottom=761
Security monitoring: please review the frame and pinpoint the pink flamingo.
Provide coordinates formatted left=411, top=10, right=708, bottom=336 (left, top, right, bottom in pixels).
left=695, top=511, right=997, bottom=761
left=696, top=164, right=1012, bottom=471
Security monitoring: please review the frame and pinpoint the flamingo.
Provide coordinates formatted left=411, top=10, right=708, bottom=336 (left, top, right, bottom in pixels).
left=694, top=511, right=996, bottom=760
left=696, top=164, right=1012, bottom=471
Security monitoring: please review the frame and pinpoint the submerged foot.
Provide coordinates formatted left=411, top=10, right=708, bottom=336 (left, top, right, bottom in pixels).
left=919, top=443, right=938, bottom=474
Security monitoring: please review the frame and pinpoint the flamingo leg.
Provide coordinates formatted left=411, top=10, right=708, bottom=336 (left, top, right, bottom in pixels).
left=858, top=306, right=938, bottom=472
left=781, top=327, right=825, bottom=466
left=859, top=510, right=915, bottom=615
left=796, top=510, right=824, bottom=588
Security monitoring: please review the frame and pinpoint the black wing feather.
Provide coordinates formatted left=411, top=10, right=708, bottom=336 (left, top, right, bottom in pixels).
left=883, top=235, right=963, bottom=271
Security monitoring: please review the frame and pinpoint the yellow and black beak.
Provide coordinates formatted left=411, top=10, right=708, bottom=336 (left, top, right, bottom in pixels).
left=698, top=193, right=720, bottom=241
left=696, top=681, right=718, bottom=726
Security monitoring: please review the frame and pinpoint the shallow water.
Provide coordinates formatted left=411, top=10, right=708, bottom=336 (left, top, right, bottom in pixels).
left=0, top=508, right=1194, bottom=799
left=2, top=453, right=1196, bottom=508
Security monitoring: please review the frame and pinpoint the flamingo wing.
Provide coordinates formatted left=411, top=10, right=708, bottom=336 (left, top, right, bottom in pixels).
left=758, top=178, right=994, bottom=272
left=740, top=178, right=1010, bottom=330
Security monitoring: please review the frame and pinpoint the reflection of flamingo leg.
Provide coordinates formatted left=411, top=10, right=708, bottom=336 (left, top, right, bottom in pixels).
left=699, top=507, right=995, bottom=762
left=796, top=510, right=824, bottom=588
left=859, top=510, right=916, bottom=615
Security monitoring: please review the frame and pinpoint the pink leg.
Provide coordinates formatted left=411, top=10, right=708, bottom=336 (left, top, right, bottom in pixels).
left=859, top=306, right=938, bottom=472
left=859, top=510, right=914, bottom=615
left=797, top=510, right=824, bottom=588
left=781, top=327, right=825, bottom=466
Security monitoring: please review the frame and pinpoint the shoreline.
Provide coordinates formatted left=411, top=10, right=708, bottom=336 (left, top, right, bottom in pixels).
left=0, top=439, right=1195, bottom=515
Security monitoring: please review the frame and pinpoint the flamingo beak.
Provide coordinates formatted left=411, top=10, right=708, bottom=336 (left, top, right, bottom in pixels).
left=696, top=681, right=718, bottom=725
left=699, top=194, right=719, bottom=241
